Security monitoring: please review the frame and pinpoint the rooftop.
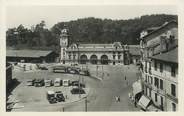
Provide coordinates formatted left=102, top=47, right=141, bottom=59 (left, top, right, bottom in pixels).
left=150, top=47, right=178, bottom=64
left=6, top=50, right=54, bottom=58
left=141, top=20, right=178, bottom=40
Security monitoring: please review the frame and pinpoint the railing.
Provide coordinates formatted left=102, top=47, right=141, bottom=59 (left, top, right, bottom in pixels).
left=166, top=93, right=178, bottom=103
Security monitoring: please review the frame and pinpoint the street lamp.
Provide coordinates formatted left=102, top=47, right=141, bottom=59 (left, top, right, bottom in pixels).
left=76, top=42, right=80, bottom=64
left=84, top=96, right=88, bottom=112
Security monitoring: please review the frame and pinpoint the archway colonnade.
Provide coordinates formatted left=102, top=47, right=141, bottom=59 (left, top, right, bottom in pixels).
left=79, top=54, right=109, bottom=65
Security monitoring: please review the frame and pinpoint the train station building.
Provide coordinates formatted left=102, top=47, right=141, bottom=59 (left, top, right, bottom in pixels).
left=59, top=28, right=135, bottom=65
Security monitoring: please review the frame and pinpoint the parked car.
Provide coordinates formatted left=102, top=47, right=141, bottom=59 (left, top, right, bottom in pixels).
left=44, top=79, right=52, bottom=87
left=46, top=91, right=57, bottom=104
left=71, top=87, right=85, bottom=94
left=53, top=66, right=66, bottom=73
left=67, top=67, right=79, bottom=74
left=54, top=78, right=61, bottom=87
left=34, top=79, right=44, bottom=87
left=40, top=66, right=48, bottom=70
left=79, top=70, right=90, bottom=76
left=63, top=79, right=70, bottom=87
left=26, top=79, right=35, bottom=86
left=55, top=91, right=65, bottom=102
left=71, top=81, right=85, bottom=88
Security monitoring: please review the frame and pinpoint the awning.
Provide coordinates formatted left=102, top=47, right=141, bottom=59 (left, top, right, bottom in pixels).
left=132, top=80, right=142, bottom=95
left=138, top=95, right=151, bottom=110
left=147, top=105, right=162, bottom=112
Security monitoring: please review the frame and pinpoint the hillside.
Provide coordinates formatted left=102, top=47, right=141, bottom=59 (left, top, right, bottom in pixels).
left=6, top=14, right=177, bottom=52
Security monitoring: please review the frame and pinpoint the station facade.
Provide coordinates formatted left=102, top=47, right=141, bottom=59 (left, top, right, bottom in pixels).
left=59, top=28, right=131, bottom=65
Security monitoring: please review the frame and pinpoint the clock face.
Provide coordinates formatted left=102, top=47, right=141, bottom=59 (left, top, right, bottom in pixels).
left=60, top=39, right=68, bottom=47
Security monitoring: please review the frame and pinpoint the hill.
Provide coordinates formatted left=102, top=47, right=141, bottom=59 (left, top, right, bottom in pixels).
left=6, top=14, right=177, bottom=52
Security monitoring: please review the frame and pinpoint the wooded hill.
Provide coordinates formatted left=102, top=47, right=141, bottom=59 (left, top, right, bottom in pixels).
left=6, top=14, right=177, bottom=52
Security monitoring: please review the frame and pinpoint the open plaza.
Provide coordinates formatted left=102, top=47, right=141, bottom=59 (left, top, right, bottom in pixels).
left=7, top=63, right=140, bottom=112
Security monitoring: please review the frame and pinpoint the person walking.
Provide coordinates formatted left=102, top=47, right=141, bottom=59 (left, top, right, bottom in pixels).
left=118, top=96, right=121, bottom=102
left=125, top=76, right=126, bottom=80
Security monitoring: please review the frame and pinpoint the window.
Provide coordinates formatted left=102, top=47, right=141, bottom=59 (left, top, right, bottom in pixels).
left=145, top=61, right=147, bottom=73
left=118, top=55, right=121, bottom=60
left=160, top=63, right=163, bottom=73
left=171, top=84, right=176, bottom=97
left=155, top=93, right=158, bottom=102
left=160, top=79, right=163, bottom=90
left=154, top=61, right=157, bottom=71
left=154, top=77, right=159, bottom=88
left=73, top=55, right=76, bottom=60
left=145, top=87, right=147, bottom=95
left=150, top=76, right=153, bottom=84
left=113, top=55, right=116, bottom=60
left=149, top=88, right=151, bottom=97
left=68, top=55, right=71, bottom=60
left=172, top=103, right=176, bottom=111
left=160, top=96, right=164, bottom=108
left=145, top=75, right=147, bottom=82
left=171, top=65, right=176, bottom=77
left=148, top=76, right=150, bottom=83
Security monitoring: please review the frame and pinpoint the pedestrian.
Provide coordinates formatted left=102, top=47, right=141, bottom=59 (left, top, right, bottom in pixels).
left=115, top=96, right=118, bottom=102
left=125, top=76, right=126, bottom=80
left=118, top=96, right=120, bottom=102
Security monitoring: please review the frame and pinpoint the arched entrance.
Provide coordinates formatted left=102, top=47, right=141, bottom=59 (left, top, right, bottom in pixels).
left=101, top=55, right=108, bottom=65
left=90, top=55, right=98, bottom=64
left=80, top=55, right=87, bottom=64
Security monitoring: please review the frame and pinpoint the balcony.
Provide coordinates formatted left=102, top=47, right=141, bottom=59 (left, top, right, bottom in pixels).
left=143, top=81, right=152, bottom=89
left=166, top=93, right=178, bottom=103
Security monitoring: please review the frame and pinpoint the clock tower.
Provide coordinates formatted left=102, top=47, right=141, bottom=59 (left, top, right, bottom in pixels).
left=60, top=26, right=69, bottom=64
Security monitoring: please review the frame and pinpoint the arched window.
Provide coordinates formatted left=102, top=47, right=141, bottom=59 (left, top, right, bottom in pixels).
left=90, top=55, right=98, bottom=64
left=80, top=55, right=88, bottom=64
left=101, top=55, right=108, bottom=65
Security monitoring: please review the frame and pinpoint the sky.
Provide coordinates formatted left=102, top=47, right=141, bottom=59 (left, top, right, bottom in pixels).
left=6, top=5, right=177, bottom=29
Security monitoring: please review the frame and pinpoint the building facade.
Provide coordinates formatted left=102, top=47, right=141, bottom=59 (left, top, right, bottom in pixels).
left=139, top=21, right=178, bottom=111
left=60, top=27, right=132, bottom=65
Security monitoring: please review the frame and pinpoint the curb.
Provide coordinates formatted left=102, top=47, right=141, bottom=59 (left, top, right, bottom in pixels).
left=88, top=75, right=102, bottom=81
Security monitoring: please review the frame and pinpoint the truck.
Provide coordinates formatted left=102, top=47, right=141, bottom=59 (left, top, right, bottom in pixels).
left=46, top=91, right=57, bottom=104
left=46, top=91, right=65, bottom=104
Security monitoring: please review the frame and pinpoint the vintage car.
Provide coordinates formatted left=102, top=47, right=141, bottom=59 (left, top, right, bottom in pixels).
left=34, top=79, right=44, bottom=87
left=71, top=81, right=85, bottom=88
left=44, top=79, right=52, bottom=87
left=26, top=79, right=35, bottom=86
left=71, top=86, right=85, bottom=94
left=54, top=78, right=61, bottom=87
left=55, top=91, right=65, bottom=102
left=46, top=91, right=57, bottom=104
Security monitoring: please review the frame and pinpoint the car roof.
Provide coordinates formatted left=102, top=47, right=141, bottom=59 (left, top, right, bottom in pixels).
left=47, top=91, right=55, bottom=94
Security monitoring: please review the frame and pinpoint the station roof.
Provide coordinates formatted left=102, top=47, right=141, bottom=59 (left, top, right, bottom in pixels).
left=78, top=44, right=114, bottom=48
left=6, top=50, right=54, bottom=58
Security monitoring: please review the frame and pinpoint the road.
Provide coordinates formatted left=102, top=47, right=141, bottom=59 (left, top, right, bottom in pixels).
left=63, top=64, right=140, bottom=111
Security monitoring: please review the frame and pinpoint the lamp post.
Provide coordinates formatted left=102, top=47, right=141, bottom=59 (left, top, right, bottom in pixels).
left=84, top=96, right=88, bottom=112
left=76, top=42, right=80, bottom=64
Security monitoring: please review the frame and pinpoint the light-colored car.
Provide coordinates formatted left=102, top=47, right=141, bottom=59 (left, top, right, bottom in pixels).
left=54, top=78, right=61, bottom=87
left=63, top=79, right=70, bottom=87
left=44, top=79, right=52, bottom=87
